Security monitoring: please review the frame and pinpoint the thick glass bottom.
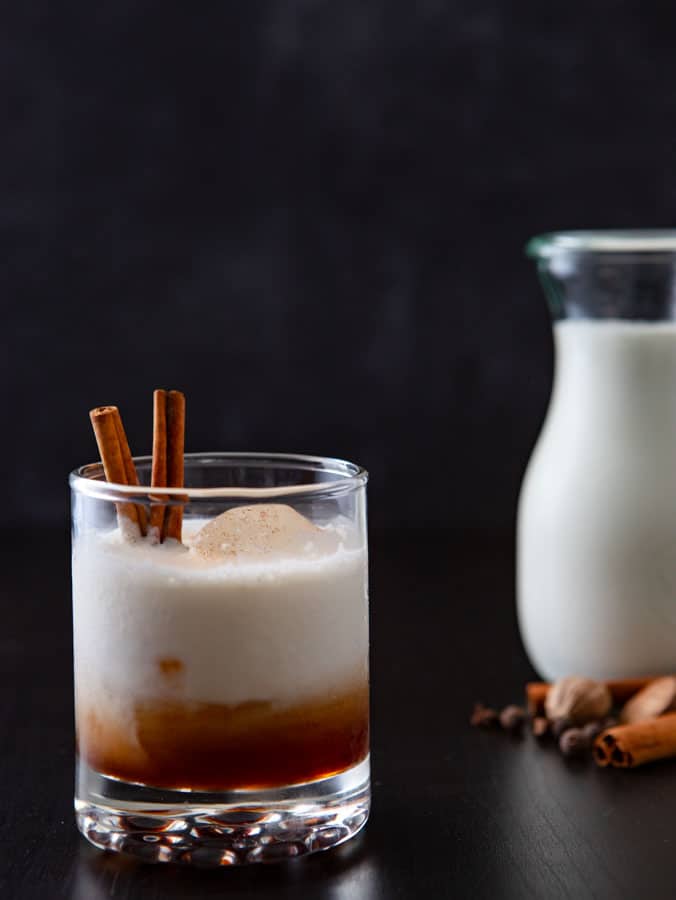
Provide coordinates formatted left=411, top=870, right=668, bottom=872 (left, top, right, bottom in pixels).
left=75, top=756, right=370, bottom=865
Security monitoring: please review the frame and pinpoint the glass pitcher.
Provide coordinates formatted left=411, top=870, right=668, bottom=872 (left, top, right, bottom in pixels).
left=518, top=230, right=676, bottom=681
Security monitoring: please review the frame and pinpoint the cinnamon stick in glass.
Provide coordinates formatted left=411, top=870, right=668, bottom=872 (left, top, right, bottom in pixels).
left=89, top=406, right=146, bottom=537
left=150, top=389, right=186, bottom=543
left=112, top=407, right=147, bottom=536
left=149, top=389, right=168, bottom=538
left=165, top=390, right=186, bottom=542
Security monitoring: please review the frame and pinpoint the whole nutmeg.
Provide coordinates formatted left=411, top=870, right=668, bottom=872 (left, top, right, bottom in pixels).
left=545, top=676, right=612, bottom=726
left=559, top=727, right=589, bottom=757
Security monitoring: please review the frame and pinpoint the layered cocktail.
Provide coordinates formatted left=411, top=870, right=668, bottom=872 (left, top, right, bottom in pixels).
left=71, top=396, right=369, bottom=864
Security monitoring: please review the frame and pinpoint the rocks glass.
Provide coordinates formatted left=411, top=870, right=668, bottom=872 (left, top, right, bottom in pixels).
left=70, top=453, right=369, bottom=865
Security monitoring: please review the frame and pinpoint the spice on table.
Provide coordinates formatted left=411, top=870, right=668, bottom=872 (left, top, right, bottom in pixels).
left=551, top=716, right=573, bottom=739
left=619, top=676, right=676, bottom=725
left=470, top=703, right=498, bottom=728
left=594, top=712, right=676, bottom=768
left=582, top=720, right=603, bottom=742
left=472, top=673, right=676, bottom=771
left=499, top=705, right=526, bottom=732
left=559, top=728, right=588, bottom=757
left=532, top=716, right=549, bottom=738
left=526, top=677, right=661, bottom=717
left=545, top=676, right=612, bottom=725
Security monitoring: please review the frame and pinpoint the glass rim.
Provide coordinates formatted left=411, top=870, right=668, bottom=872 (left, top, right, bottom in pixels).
left=69, top=451, right=368, bottom=502
left=526, top=229, right=676, bottom=258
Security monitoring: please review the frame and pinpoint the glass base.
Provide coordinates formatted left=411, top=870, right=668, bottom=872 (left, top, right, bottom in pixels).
left=75, top=757, right=370, bottom=866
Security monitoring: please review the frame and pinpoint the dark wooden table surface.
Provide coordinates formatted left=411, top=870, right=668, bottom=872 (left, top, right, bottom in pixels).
left=3, top=527, right=676, bottom=899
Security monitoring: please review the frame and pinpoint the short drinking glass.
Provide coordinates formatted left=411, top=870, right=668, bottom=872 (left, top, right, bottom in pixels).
left=70, top=453, right=370, bottom=865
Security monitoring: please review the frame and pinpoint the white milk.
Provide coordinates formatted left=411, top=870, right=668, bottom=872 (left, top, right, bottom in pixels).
left=518, top=320, right=676, bottom=680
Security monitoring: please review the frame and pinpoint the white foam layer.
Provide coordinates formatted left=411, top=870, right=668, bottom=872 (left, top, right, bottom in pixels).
left=73, top=515, right=368, bottom=709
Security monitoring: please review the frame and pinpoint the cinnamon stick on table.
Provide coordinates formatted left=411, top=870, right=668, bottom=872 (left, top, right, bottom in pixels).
left=150, top=389, right=186, bottom=543
left=526, top=677, right=659, bottom=717
left=89, top=406, right=147, bottom=537
left=594, top=712, right=676, bottom=769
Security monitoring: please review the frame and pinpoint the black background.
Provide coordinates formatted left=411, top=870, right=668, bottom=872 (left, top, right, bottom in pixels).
left=5, top=1, right=676, bottom=529
left=6, top=8, right=676, bottom=896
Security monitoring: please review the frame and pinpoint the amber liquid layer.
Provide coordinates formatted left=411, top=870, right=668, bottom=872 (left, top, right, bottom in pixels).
left=77, top=684, right=369, bottom=791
